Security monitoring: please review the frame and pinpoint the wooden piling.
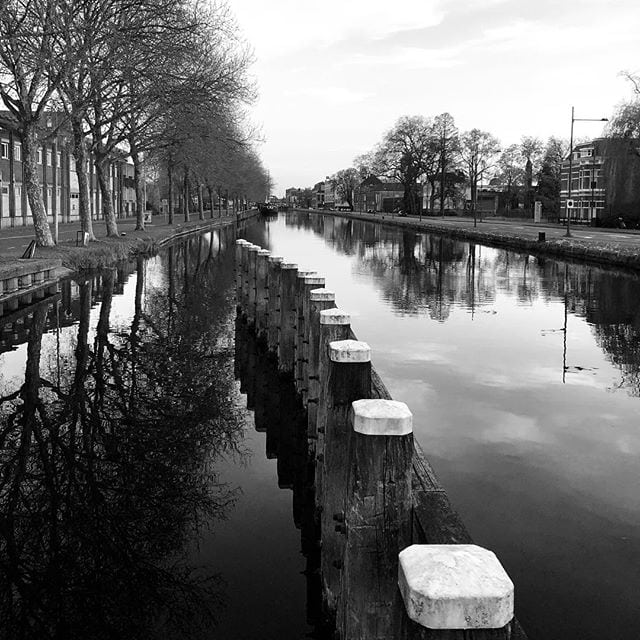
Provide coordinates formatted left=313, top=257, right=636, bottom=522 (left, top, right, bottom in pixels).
left=296, top=275, right=325, bottom=398
left=306, top=289, right=336, bottom=440
left=340, top=399, right=414, bottom=639
left=235, top=239, right=249, bottom=310
left=255, top=249, right=271, bottom=340
left=266, top=255, right=284, bottom=353
left=278, top=263, right=299, bottom=373
left=239, top=242, right=255, bottom=315
left=315, top=309, right=352, bottom=511
left=320, top=339, right=371, bottom=614
left=246, top=245, right=260, bottom=325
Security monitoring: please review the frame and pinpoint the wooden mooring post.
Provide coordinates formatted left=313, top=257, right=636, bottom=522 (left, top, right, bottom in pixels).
left=234, top=240, right=527, bottom=640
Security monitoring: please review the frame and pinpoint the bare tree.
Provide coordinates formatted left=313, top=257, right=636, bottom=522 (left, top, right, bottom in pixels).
left=433, top=112, right=459, bottom=217
left=459, top=129, right=501, bottom=225
left=329, top=168, right=359, bottom=210
left=519, top=136, right=543, bottom=213
left=0, top=0, right=69, bottom=245
left=370, top=115, right=435, bottom=216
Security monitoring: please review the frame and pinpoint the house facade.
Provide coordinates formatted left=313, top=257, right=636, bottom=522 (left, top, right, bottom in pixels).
left=0, top=112, right=136, bottom=229
left=560, top=137, right=640, bottom=226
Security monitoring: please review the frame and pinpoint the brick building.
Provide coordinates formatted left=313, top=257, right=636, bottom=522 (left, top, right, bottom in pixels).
left=0, top=112, right=136, bottom=229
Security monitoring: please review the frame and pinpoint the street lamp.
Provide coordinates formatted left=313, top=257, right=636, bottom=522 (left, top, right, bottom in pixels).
left=565, top=107, right=608, bottom=237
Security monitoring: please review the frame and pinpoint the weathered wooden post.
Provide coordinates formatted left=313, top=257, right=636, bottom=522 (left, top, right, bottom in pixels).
left=340, top=399, right=414, bottom=639
left=295, top=275, right=325, bottom=398
left=246, top=245, right=260, bottom=326
left=314, top=309, right=352, bottom=510
left=239, top=242, right=256, bottom=316
left=278, top=263, right=299, bottom=373
left=255, top=248, right=271, bottom=341
left=306, top=289, right=336, bottom=440
left=398, top=544, right=515, bottom=635
left=235, top=239, right=249, bottom=311
left=266, top=255, right=284, bottom=354
left=320, top=339, right=371, bottom=614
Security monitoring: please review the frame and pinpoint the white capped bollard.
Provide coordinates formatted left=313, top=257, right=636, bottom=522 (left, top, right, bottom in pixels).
left=398, top=544, right=514, bottom=630
left=328, top=339, right=371, bottom=363
left=351, top=398, right=413, bottom=436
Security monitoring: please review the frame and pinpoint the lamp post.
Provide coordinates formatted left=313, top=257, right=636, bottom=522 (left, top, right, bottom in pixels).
left=565, top=107, right=608, bottom=237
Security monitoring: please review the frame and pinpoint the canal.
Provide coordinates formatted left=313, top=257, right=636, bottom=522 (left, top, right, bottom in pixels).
left=0, top=212, right=639, bottom=639
left=244, top=211, right=640, bottom=640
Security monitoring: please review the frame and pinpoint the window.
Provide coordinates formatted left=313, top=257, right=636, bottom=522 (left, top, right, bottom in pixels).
left=37, top=148, right=42, bottom=164
left=1, top=142, right=8, bottom=159
left=14, top=145, right=21, bottom=161
left=15, top=185, right=21, bottom=197
left=56, top=152, right=61, bottom=167
left=47, top=150, right=52, bottom=166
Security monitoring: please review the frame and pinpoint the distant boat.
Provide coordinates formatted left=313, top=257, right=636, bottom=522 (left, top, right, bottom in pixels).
left=259, top=203, right=278, bottom=216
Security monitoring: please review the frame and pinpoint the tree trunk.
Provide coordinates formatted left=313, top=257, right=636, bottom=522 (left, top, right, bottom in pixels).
left=198, top=183, right=205, bottom=220
left=95, top=155, right=119, bottom=237
left=131, top=146, right=145, bottom=231
left=71, top=117, right=96, bottom=241
left=439, top=156, right=446, bottom=217
left=21, top=124, right=54, bottom=246
left=183, top=169, right=190, bottom=222
left=168, top=161, right=174, bottom=225
left=207, top=185, right=214, bottom=218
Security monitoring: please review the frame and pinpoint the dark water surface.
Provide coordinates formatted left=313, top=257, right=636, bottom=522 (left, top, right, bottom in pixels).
left=243, top=212, right=640, bottom=640
left=2, top=214, right=640, bottom=640
left=0, top=225, right=323, bottom=640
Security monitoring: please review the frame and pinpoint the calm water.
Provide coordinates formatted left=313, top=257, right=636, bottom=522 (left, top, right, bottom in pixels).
left=2, top=215, right=640, bottom=640
left=0, top=226, right=325, bottom=640
left=244, top=211, right=640, bottom=640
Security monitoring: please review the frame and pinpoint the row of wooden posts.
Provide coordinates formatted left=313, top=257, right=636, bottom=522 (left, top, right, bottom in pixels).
left=235, top=239, right=520, bottom=638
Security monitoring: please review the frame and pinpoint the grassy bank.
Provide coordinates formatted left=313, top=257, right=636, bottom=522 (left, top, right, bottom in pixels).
left=29, top=215, right=248, bottom=273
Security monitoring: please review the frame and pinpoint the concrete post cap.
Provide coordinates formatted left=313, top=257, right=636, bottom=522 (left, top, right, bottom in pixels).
left=236, top=239, right=249, bottom=245
left=304, top=276, right=325, bottom=286
left=310, top=288, right=335, bottom=302
left=281, top=263, right=298, bottom=270
left=268, top=256, right=284, bottom=263
left=351, top=399, right=413, bottom=436
left=398, top=544, right=514, bottom=630
left=329, top=339, right=370, bottom=363
left=320, top=309, right=350, bottom=325
left=258, top=249, right=271, bottom=256
left=297, top=270, right=316, bottom=278
left=247, top=245, right=260, bottom=252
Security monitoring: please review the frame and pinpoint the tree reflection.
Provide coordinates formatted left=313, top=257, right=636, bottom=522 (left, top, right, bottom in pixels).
left=0, top=230, right=245, bottom=640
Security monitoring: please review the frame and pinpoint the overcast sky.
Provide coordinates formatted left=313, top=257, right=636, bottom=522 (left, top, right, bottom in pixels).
left=232, top=0, right=639, bottom=195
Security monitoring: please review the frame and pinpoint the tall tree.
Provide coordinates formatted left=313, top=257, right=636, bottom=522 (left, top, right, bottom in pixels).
left=329, top=168, right=359, bottom=210
left=370, top=115, right=435, bottom=216
left=497, top=144, right=524, bottom=211
left=0, top=0, right=69, bottom=245
left=459, top=129, right=501, bottom=224
left=537, top=136, right=568, bottom=216
left=433, top=112, right=459, bottom=217
left=519, top=136, right=543, bottom=213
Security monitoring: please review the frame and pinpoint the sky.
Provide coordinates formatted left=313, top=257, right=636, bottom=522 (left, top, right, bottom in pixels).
left=231, top=0, right=640, bottom=196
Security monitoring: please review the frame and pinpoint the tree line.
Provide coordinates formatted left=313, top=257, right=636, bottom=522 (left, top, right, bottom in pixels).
left=325, top=76, right=640, bottom=219
left=0, top=0, right=269, bottom=246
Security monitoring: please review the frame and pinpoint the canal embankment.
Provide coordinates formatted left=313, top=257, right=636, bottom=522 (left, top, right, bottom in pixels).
left=0, top=211, right=258, bottom=311
left=301, top=209, right=640, bottom=272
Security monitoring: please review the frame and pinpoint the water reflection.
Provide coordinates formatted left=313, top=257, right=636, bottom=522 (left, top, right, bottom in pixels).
left=0, top=229, right=246, bottom=640
left=256, top=212, right=640, bottom=640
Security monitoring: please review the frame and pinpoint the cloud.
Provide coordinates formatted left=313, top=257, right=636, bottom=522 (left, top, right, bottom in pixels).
left=282, top=86, right=374, bottom=106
